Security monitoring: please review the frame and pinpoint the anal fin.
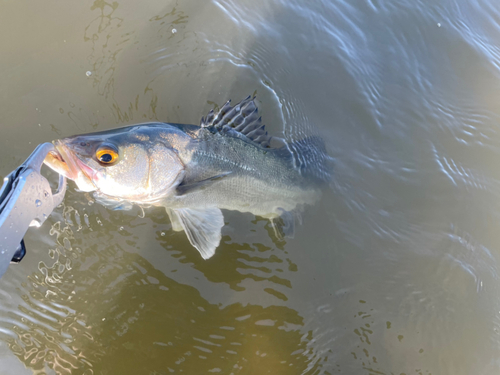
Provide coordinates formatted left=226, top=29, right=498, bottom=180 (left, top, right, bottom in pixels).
left=169, top=207, right=224, bottom=260
left=271, top=208, right=295, bottom=240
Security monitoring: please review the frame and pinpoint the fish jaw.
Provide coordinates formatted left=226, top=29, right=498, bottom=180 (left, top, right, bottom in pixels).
left=44, top=140, right=98, bottom=192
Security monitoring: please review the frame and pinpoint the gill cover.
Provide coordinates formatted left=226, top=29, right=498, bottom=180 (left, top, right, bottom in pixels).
left=53, top=130, right=186, bottom=203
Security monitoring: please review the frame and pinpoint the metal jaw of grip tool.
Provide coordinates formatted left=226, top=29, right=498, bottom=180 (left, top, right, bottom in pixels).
left=0, top=143, right=66, bottom=279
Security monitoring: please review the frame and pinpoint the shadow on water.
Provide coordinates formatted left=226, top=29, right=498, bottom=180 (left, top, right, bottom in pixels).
left=149, top=207, right=296, bottom=300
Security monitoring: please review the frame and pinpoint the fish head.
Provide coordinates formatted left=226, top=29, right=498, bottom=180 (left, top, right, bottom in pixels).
left=45, top=127, right=185, bottom=202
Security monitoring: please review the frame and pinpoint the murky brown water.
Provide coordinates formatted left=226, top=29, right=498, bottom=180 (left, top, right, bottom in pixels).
left=2, top=0, right=500, bottom=374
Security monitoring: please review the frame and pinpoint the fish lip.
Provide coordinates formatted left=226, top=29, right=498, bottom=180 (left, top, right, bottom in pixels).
left=52, top=140, right=96, bottom=187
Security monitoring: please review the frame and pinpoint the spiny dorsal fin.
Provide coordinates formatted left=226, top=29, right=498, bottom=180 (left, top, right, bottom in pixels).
left=200, top=96, right=281, bottom=148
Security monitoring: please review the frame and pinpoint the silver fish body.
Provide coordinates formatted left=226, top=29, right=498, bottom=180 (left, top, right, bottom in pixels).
left=44, top=97, right=332, bottom=259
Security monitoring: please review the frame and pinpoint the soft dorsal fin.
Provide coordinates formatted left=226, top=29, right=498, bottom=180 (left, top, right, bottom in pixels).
left=200, top=96, right=284, bottom=148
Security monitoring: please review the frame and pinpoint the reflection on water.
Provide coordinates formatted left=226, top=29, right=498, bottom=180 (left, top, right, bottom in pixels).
left=1, top=200, right=317, bottom=374
left=84, top=0, right=158, bottom=124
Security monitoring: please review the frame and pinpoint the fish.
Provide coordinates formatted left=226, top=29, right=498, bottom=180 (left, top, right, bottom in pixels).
left=44, top=96, right=333, bottom=259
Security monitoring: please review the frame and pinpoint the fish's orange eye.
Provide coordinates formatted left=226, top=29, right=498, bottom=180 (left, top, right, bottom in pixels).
left=96, top=146, right=119, bottom=165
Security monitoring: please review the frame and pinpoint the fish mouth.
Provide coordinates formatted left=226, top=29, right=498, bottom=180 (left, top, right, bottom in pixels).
left=44, top=141, right=97, bottom=190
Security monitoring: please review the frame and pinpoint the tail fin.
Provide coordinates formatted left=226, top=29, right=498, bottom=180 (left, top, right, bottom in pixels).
left=288, top=136, right=334, bottom=185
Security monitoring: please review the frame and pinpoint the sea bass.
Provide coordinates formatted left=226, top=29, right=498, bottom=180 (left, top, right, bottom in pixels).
left=44, top=96, right=332, bottom=259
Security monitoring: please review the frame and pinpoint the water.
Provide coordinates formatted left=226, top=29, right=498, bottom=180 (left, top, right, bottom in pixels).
left=1, top=0, right=500, bottom=373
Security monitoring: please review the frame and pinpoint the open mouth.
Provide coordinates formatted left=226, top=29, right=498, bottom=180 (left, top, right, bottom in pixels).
left=44, top=144, right=73, bottom=179
left=48, top=149, right=65, bottom=164
left=44, top=141, right=99, bottom=192
left=45, top=141, right=91, bottom=181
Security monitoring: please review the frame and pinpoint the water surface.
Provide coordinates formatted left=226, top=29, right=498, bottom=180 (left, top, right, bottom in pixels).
left=1, top=0, right=500, bottom=373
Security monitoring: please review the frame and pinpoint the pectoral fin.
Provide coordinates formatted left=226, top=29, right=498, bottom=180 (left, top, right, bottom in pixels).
left=176, top=172, right=232, bottom=195
left=170, top=207, right=224, bottom=259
